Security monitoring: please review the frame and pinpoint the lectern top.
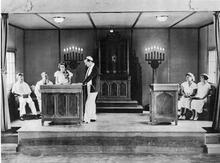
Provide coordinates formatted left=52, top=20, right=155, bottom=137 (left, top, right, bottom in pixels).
left=150, top=83, right=179, bottom=91
left=40, top=83, right=83, bottom=93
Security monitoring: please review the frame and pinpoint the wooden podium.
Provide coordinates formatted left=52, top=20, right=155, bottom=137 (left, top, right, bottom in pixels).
left=40, top=84, right=83, bottom=125
left=149, top=84, right=179, bottom=125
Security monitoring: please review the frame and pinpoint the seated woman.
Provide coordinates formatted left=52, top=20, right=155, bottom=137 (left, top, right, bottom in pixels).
left=178, top=72, right=197, bottom=120
left=191, top=73, right=211, bottom=120
left=54, top=62, right=73, bottom=85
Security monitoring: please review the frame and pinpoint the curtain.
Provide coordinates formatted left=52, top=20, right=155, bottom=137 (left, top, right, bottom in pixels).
left=1, top=13, right=11, bottom=131
left=212, top=12, right=220, bottom=132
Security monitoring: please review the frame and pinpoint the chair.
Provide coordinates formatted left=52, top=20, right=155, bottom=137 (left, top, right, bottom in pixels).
left=198, top=83, right=216, bottom=121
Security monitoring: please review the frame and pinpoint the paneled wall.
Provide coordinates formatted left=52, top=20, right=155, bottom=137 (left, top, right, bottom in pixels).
left=133, top=29, right=198, bottom=105
left=199, top=24, right=215, bottom=76
left=7, top=25, right=24, bottom=77
left=24, top=30, right=59, bottom=85
left=10, top=27, right=200, bottom=106
left=60, top=30, right=96, bottom=83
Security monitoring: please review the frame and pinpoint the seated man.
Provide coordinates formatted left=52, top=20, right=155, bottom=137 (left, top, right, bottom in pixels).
left=35, top=72, right=53, bottom=113
left=12, top=73, right=38, bottom=120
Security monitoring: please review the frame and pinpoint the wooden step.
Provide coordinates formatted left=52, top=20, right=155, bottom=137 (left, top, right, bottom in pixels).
left=97, top=105, right=143, bottom=113
left=97, top=100, right=138, bottom=107
left=205, top=144, right=220, bottom=154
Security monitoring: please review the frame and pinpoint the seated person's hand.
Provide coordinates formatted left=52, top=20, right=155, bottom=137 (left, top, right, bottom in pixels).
left=22, top=94, right=29, bottom=98
left=190, top=96, right=201, bottom=100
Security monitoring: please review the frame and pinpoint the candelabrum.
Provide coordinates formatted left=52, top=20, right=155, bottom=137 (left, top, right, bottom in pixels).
left=63, top=46, right=83, bottom=69
left=145, top=46, right=165, bottom=83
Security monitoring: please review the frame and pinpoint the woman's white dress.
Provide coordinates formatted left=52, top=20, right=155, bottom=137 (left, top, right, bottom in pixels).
left=178, top=81, right=197, bottom=109
left=54, top=70, right=73, bottom=84
left=191, top=82, right=211, bottom=113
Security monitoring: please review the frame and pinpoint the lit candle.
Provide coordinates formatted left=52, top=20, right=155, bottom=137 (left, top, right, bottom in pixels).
left=157, top=52, right=159, bottom=59
left=163, top=53, right=165, bottom=60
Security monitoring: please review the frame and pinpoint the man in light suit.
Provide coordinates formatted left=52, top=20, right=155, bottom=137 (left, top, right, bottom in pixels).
left=35, top=72, right=53, bottom=113
left=12, top=73, right=38, bottom=120
left=83, top=56, right=98, bottom=123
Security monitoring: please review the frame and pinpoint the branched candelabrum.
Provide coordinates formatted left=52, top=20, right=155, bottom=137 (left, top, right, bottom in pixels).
left=63, top=46, right=84, bottom=69
left=145, top=46, right=165, bottom=83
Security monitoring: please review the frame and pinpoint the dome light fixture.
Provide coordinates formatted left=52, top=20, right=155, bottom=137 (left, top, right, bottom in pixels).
left=156, top=15, right=168, bottom=22
left=53, top=16, right=65, bottom=23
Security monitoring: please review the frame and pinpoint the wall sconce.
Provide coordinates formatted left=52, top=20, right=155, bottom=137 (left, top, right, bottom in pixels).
left=145, top=46, right=165, bottom=83
left=63, top=46, right=83, bottom=69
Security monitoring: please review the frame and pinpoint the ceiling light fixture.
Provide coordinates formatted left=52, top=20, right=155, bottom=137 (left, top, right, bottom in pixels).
left=53, top=16, right=65, bottom=23
left=156, top=15, right=168, bottom=22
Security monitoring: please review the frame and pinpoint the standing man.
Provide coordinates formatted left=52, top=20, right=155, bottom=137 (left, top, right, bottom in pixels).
left=12, top=73, right=38, bottom=120
left=35, top=72, right=53, bottom=113
left=83, top=56, right=98, bottom=123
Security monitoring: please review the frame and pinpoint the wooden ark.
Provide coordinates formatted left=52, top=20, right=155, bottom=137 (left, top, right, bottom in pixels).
left=149, top=84, right=179, bottom=125
left=40, top=84, right=83, bottom=125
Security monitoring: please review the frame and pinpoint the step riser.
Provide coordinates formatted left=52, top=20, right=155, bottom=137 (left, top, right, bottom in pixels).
left=97, top=104, right=138, bottom=107
left=18, top=136, right=204, bottom=148
left=96, top=109, right=143, bottom=113
left=18, top=145, right=203, bottom=155
left=205, top=135, right=220, bottom=144
left=1, top=135, right=18, bottom=144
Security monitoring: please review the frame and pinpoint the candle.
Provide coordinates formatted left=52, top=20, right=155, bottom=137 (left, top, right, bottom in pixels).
left=64, top=54, right=66, bottom=61
left=163, top=53, right=165, bottom=60
left=151, top=52, right=153, bottom=59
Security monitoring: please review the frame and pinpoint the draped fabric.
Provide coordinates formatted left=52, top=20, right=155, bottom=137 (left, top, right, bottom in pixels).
left=1, top=13, right=11, bottom=131
left=212, top=12, right=220, bottom=132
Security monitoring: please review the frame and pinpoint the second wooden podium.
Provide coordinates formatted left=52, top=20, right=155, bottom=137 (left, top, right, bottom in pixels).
left=149, top=84, right=179, bottom=125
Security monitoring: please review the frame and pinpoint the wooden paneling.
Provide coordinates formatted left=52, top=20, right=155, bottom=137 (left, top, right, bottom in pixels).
left=99, top=79, right=131, bottom=100
left=41, top=84, right=83, bottom=125
left=149, top=84, right=179, bottom=125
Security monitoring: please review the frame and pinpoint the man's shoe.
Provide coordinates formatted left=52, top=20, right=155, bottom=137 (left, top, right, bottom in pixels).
left=20, top=116, right=24, bottom=121
left=90, top=119, right=96, bottom=122
left=179, top=115, right=185, bottom=120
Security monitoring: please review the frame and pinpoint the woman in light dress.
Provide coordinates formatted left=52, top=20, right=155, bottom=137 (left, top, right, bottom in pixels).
left=191, top=74, right=211, bottom=120
left=178, top=72, right=197, bottom=120
left=54, top=62, right=73, bottom=85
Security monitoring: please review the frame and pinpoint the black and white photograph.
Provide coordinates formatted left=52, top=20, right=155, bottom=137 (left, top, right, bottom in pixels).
left=1, top=0, right=220, bottom=162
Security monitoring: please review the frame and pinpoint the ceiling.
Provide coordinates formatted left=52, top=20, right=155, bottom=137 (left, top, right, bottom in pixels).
left=9, top=11, right=213, bottom=29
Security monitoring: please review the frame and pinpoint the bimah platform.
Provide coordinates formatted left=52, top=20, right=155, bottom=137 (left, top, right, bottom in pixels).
left=40, top=84, right=83, bottom=125
left=149, top=83, right=179, bottom=125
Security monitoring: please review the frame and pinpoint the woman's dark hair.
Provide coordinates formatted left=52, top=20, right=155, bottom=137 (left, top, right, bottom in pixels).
left=58, top=62, right=67, bottom=69
left=200, top=74, right=209, bottom=80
